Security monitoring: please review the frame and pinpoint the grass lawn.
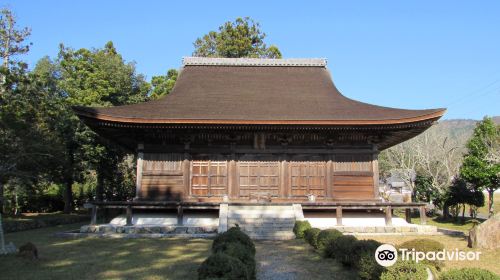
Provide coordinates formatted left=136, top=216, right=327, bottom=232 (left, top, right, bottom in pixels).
left=473, top=193, right=500, bottom=216
left=359, top=234, right=500, bottom=276
left=0, top=223, right=212, bottom=280
left=408, top=216, right=482, bottom=233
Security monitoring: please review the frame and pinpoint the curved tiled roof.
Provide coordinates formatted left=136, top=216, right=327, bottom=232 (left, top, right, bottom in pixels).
left=73, top=57, right=445, bottom=125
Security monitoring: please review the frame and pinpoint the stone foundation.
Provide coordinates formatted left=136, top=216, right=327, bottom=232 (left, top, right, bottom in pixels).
left=80, top=224, right=217, bottom=235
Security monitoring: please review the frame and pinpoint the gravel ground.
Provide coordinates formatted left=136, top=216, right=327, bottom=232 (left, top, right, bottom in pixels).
left=255, top=239, right=357, bottom=280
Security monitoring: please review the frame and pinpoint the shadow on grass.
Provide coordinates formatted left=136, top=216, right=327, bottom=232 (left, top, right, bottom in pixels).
left=0, top=223, right=212, bottom=280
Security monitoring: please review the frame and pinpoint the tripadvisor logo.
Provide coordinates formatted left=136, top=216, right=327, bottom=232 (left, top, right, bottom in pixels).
left=375, top=244, right=482, bottom=267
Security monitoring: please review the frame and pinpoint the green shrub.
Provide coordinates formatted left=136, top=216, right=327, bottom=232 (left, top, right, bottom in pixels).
left=293, top=220, right=311, bottom=239
left=213, top=242, right=256, bottom=280
left=324, top=235, right=358, bottom=265
left=212, top=226, right=255, bottom=255
left=304, top=228, right=321, bottom=248
left=398, top=238, right=445, bottom=270
left=439, top=268, right=500, bottom=280
left=198, top=252, right=249, bottom=280
left=350, top=239, right=382, bottom=267
left=316, top=229, right=342, bottom=251
left=357, top=252, right=386, bottom=280
left=380, top=260, right=428, bottom=280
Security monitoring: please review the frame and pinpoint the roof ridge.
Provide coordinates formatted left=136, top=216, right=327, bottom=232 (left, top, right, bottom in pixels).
left=182, top=57, right=327, bottom=67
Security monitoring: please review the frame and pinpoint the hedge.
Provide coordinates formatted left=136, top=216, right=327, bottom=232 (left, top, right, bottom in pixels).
left=380, top=260, right=428, bottom=280
left=316, top=229, right=342, bottom=251
left=304, top=228, right=321, bottom=248
left=212, top=226, right=255, bottom=255
left=198, top=252, right=248, bottom=280
left=324, top=234, right=358, bottom=265
left=398, top=238, right=445, bottom=270
left=199, top=226, right=256, bottom=280
left=293, top=220, right=311, bottom=239
left=438, top=268, right=500, bottom=280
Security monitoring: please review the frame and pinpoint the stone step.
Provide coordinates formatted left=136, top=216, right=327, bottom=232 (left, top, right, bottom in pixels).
left=246, top=231, right=295, bottom=240
left=229, top=205, right=294, bottom=211
left=236, top=225, right=294, bottom=232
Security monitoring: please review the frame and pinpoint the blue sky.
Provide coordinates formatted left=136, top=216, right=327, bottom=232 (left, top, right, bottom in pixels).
left=5, top=0, right=500, bottom=120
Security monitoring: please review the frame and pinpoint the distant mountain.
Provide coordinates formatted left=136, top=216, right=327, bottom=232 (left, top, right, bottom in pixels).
left=436, top=116, right=499, bottom=145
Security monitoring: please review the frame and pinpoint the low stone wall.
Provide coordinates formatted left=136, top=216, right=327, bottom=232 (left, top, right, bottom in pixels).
left=81, top=224, right=218, bottom=235
left=332, top=225, right=437, bottom=234
left=4, top=214, right=89, bottom=233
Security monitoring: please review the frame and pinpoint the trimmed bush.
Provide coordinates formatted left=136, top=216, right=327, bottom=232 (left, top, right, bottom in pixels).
left=324, top=235, right=358, bottom=265
left=212, top=226, right=255, bottom=255
left=293, top=220, right=311, bottom=239
left=398, top=238, right=445, bottom=270
left=213, top=242, right=256, bottom=280
left=380, top=260, right=428, bottom=280
left=198, top=252, right=248, bottom=280
left=304, top=227, right=321, bottom=248
left=316, top=229, right=342, bottom=251
left=350, top=239, right=382, bottom=267
left=357, top=252, right=386, bottom=280
left=439, top=268, right=500, bottom=280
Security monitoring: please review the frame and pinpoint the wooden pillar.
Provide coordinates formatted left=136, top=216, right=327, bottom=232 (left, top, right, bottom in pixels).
left=326, top=155, right=333, bottom=198
left=420, top=206, right=427, bottom=225
left=90, top=205, right=97, bottom=225
left=336, top=206, right=343, bottom=226
left=385, top=206, right=392, bottom=226
left=183, top=155, right=190, bottom=199
left=372, top=146, right=380, bottom=199
left=405, top=208, right=412, bottom=223
left=126, top=205, right=133, bottom=226
left=177, top=205, right=184, bottom=226
left=135, top=143, right=144, bottom=199
left=229, top=143, right=237, bottom=198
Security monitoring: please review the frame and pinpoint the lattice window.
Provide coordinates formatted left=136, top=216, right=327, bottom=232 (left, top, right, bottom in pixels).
left=191, top=161, right=227, bottom=196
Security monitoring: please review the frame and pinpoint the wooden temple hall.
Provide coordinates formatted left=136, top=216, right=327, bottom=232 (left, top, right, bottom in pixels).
left=74, top=57, right=445, bottom=235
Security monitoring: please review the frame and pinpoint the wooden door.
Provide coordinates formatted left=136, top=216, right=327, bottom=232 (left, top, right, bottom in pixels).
left=191, top=160, right=228, bottom=196
left=238, top=161, right=280, bottom=198
left=289, top=161, right=327, bottom=197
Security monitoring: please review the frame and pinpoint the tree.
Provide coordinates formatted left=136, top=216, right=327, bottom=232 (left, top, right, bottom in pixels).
left=150, top=69, right=178, bottom=99
left=460, top=117, right=500, bottom=217
left=413, top=174, right=439, bottom=203
left=444, top=177, right=484, bottom=221
left=57, top=41, right=150, bottom=205
left=0, top=9, right=31, bottom=68
left=193, top=17, right=282, bottom=58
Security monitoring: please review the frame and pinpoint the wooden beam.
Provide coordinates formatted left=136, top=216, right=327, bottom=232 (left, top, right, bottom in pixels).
left=126, top=205, right=133, bottom=226
left=135, top=143, right=144, bottom=199
left=177, top=205, right=184, bottom=226
left=336, top=206, right=343, bottom=226
left=385, top=206, right=392, bottom=226
left=420, top=206, right=427, bottom=225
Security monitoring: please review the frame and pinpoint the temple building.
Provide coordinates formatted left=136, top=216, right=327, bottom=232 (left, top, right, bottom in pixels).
left=74, top=57, right=445, bottom=237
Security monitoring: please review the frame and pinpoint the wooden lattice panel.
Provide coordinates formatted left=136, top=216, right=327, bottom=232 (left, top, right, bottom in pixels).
left=238, top=161, right=280, bottom=197
left=191, top=161, right=228, bottom=196
left=290, top=161, right=327, bottom=197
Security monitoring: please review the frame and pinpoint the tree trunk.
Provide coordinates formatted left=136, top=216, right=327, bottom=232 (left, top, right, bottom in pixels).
left=0, top=180, right=4, bottom=214
left=63, top=178, right=73, bottom=214
left=461, top=204, right=466, bottom=223
left=96, top=169, right=104, bottom=201
left=488, top=189, right=495, bottom=218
